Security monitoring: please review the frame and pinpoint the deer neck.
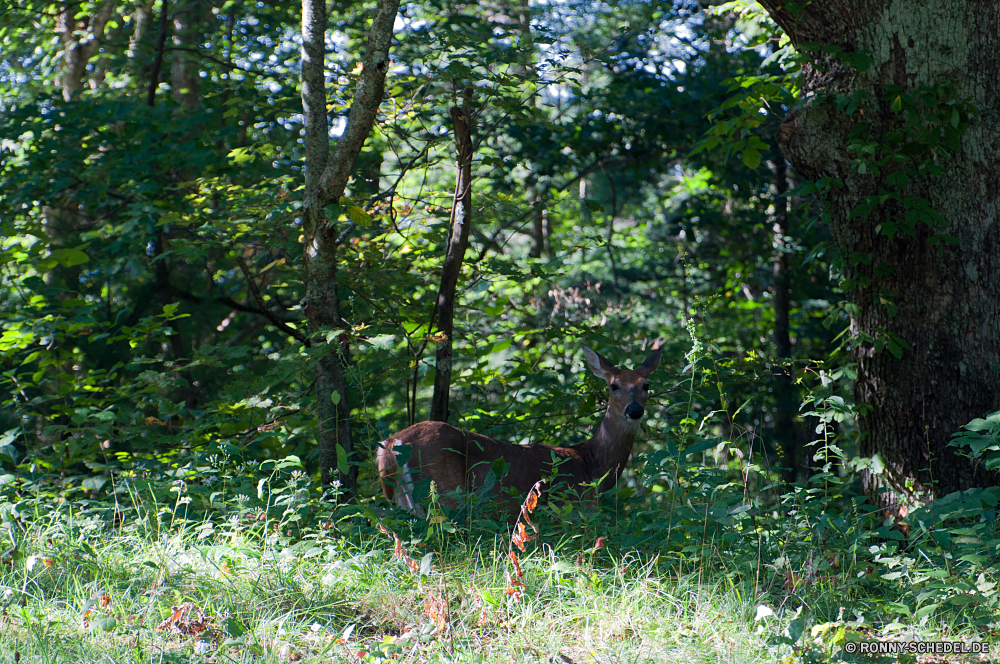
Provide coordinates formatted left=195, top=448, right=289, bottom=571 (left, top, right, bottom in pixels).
left=576, top=410, right=641, bottom=487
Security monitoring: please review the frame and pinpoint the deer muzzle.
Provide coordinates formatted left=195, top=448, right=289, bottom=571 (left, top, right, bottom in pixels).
left=624, top=402, right=644, bottom=420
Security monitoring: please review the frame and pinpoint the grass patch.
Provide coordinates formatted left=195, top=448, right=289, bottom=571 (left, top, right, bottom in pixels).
left=1, top=515, right=777, bottom=663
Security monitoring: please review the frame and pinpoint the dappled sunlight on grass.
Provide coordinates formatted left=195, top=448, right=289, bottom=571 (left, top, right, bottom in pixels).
left=0, top=519, right=774, bottom=663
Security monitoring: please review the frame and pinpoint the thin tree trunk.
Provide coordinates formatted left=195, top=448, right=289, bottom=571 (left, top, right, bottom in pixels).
left=146, top=9, right=196, bottom=408
left=771, top=154, right=796, bottom=481
left=529, top=197, right=547, bottom=258
left=429, top=99, right=475, bottom=423
left=759, top=0, right=1000, bottom=510
left=147, top=0, right=170, bottom=107
left=171, top=0, right=203, bottom=111
left=300, top=0, right=400, bottom=492
left=510, top=0, right=547, bottom=261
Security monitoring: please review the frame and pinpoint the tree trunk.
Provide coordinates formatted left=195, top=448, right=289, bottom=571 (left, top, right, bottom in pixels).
left=146, top=7, right=196, bottom=409
left=429, top=100, right=475, bottom=423
left=528, top=196, right=547, bottom=258
left=759, top=0, right=1000, bottom=510
left=771, top=154, right=797, bottom=481
left=171, top=0, right=203, bottom=111
left=56, top=2, right=114, bottom=102
left=300, top=0, right=400, bottom=492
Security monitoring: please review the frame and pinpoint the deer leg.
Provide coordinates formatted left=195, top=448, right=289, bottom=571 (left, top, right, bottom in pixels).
left=377, top=439, right=425, bottom=517
left=396, top=462, right=426, bottom=517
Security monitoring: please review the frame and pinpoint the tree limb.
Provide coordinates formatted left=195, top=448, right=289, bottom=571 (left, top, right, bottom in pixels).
left=146, top=0, right=170, bottom=107
left=169, top=287, right=299, bottom=321
left=314, top=0, right=401, bottom=218
left=236, top=256, right=311, bottom=347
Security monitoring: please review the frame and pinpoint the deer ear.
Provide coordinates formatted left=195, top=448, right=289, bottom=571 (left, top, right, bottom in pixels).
left=582, top=345, right=617, bottom=380
left=635, top=347, right=663, bottom=378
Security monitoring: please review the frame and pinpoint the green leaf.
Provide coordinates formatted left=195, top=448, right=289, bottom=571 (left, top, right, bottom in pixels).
left=346, top=205, right=372, bottom=226
left=331, top=390, right=341, bottom=405
left=50, top=247, right=89, bottom=268
left=489, top=340, right=511, bottom=355
left=82, top=476, right=108, bottom=491
left=324, top=204, right=344, bottom=221
left=682, top=438, right=722, bottom=457
left=336, top=443, right=348, bottom=475
left=366, top=334, right=395, bottom=350
left=228, top=147, right=255, bottom=164
left=90, top=615, right=117, bottom=631
left=741, top=147, right=761, bottom=169
left=420, top=552, right=434, bottom=576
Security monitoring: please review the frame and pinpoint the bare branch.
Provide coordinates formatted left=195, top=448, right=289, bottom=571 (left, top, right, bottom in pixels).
left=236, top=257, right=311, bottom=347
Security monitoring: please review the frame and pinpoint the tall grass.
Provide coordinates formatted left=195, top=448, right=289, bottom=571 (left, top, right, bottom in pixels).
left=0, top=500, right=777, bottom=664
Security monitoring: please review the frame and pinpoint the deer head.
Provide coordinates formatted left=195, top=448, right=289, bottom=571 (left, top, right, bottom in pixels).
left=582, top=344, right=661, bottom=426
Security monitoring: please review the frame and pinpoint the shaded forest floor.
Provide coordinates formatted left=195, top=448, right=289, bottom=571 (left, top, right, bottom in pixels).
left=0, top=518, right=995, bottom=664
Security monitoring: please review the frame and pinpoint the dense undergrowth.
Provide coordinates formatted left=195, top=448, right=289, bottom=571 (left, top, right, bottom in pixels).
left=3, top=333, right=1000, bottom=662
left=3, top=410, right=1000, bottom=663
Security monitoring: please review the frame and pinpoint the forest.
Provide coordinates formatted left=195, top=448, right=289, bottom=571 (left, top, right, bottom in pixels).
left=1, top=0, right=999, bottom=661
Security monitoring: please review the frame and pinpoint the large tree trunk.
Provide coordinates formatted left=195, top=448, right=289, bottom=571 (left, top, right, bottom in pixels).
left=429, top=100, right=475, bottom=423
left=758, top=0, right=1000, bottom=511
left=301, top=0, right=400, bottom=493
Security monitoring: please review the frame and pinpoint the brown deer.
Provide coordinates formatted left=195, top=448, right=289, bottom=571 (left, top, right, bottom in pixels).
left=377, top=345, right=662, bottom=516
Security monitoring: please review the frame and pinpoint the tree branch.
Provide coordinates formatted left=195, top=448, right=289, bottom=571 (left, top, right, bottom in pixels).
left=169, top=287, right=299, bottom=321
left=146, top=0, right=170, bottom=107
left=236, top=257, right=311, bottom=347
left=314, top=0, right=401, bottom=216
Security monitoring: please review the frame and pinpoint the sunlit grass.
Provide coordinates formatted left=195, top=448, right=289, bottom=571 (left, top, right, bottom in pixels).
left=0, top=517, right=777, bottom=664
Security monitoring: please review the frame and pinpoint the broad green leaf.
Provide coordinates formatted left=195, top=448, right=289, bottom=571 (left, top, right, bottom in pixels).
left=336, top=443, right=348, bottom=475
left=741, top=147, right=761, bottom=169
left=82, top=475, right=108, bottom=491
left=51, top=247, right=89, bottom=267
left=346, top=205, right=372, bottom=226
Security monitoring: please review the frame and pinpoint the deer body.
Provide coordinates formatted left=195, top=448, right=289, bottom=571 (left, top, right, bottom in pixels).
left=377, top=346, right=661, bottom=515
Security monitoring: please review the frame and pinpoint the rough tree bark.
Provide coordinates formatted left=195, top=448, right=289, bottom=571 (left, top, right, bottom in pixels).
left=56, top=2, right=114, bottom=102
left=771, top=154, right=797, bottom=481
left=429, top=98, right=475, bottom=423
left=758, top=0, right=1000, bottom=510
left=301, top=0, right=400, bottom=491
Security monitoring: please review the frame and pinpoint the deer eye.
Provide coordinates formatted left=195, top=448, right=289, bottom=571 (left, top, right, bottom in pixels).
left=642, top=383, right=650, bottom=391
left=610, top=384, right=620, bottom=391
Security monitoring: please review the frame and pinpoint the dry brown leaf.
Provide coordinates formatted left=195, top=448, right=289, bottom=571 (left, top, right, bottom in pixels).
left=154, top=603, right=213, bottom=637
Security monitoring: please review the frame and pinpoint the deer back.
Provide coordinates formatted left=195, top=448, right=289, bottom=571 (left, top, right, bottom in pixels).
left=377, top=421, right=591, bottom=511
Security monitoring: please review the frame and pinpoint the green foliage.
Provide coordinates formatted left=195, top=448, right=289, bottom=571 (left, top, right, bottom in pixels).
left=951, top=411, right=1000, bottom=472
left=843, top=84, right=975, bottom=244
left=0, top=0, right=996, bottom=654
